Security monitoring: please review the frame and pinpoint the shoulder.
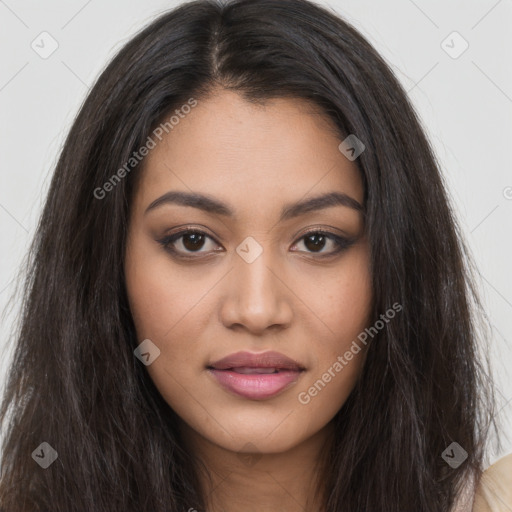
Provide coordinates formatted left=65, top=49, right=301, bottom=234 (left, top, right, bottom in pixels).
left=472, top=453, right=512, bottom=512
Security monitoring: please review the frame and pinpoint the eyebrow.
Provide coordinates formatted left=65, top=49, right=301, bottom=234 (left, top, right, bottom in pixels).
left=144, top=190, right=364, bottom=221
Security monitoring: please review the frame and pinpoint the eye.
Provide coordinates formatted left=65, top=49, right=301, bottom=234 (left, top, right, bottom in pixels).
left=157, top=229, right=220, bottom=258
left=291, top=230, right=355, bottom=257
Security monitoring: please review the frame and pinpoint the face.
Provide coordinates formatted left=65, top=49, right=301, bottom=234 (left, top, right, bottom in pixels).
left=124, top=89, right=372, bottom=455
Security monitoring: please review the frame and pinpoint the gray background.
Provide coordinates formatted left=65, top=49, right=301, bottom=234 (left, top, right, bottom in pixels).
left=0, top=0, right=511, bottom=463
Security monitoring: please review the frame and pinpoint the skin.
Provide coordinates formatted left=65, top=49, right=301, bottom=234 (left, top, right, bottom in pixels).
left=124, top=88, right=373, bottom=512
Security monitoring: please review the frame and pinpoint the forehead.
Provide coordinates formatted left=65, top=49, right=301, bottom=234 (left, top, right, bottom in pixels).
left=134, top=90, right=363, bottom=215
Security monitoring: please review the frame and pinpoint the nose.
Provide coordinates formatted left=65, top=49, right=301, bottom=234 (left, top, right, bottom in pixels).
left=219, top=247, right=293, bottom=334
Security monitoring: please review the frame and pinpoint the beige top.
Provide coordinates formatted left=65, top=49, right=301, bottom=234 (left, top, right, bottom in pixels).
left=472, top=453, right=512, bottom=511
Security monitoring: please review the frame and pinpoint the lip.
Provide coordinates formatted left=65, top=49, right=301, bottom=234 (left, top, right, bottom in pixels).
left=207, top=350, right=305, bottom=400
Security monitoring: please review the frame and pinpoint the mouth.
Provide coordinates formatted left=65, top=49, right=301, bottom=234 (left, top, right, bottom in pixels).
left=207, top=351, right=305, bottom=400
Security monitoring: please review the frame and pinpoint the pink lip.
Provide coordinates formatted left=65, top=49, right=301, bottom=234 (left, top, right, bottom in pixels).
left=207, top=351, right=305, bottom=400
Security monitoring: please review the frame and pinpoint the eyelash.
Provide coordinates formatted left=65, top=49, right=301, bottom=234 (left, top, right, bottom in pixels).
left=157, top=227, right=356, bottom=260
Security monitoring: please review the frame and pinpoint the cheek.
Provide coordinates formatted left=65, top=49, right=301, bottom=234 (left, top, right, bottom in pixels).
left=305, top=241, right=372, bottom=350
left=295, top=244, right=372, bottom=414
left=124, top=236, right=211, bottom=340
left=124, top=240, right=215, bottom=403
left=125, top=269, right=206, bottom=425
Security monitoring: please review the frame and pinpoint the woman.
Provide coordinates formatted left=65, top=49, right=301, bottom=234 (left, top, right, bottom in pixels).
left=0, top=0, right=508, bottom=510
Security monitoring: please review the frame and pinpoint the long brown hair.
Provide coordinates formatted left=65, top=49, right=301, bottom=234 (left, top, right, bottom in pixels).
left=0, top=0, right=496, bottom=510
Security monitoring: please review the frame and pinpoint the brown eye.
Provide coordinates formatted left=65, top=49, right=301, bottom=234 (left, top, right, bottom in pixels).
left=303, top=233, right=328, bottom=252
left=157, top=229, right=220, bottom=258
left=292, top=230, right=355, bottom=257
left=181, top=232, right=207, bottom=251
